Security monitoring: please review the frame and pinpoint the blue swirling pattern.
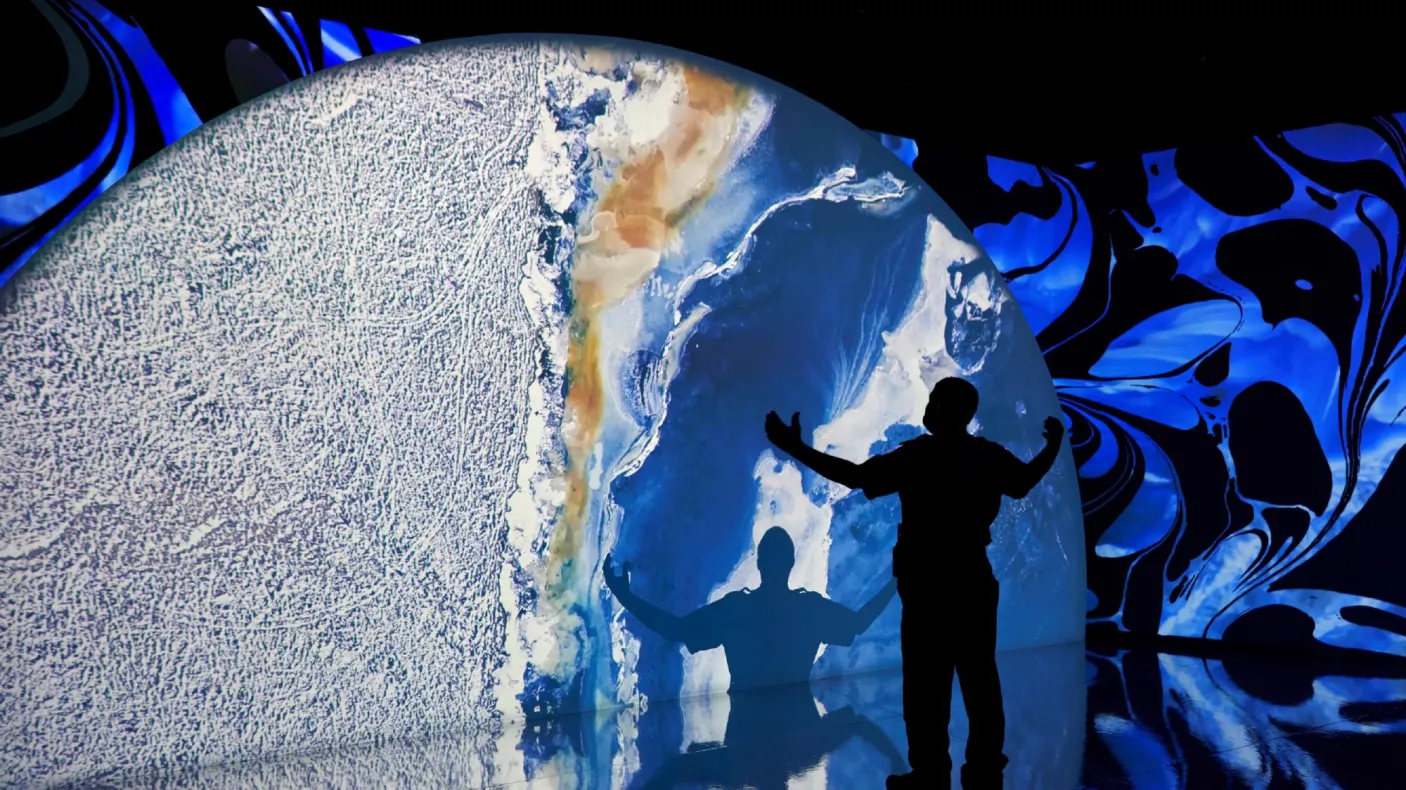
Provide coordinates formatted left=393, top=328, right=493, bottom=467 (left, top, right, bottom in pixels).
left=904, top=117, right=1406, bottom=660
left=11, top=1, right=1403, bottom=666
left=0, top=0, right=199, bottom=287
left=0, top=1, right=419, bottom=290
left=1083, top=646, right=1406, bottom=789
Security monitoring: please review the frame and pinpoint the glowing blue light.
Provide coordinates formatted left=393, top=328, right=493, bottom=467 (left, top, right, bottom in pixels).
left=76, top=0, right=200, bottom=146
left=1, top=0, right=152, bottom=288
left=879, top=133, right=918, bottom=167
left=364, top=28, right=420, bottom=53
left=987, top=157, right=1042, bottom=191
left=280, top=10, right=312, bottom=74
left=320, top=20, right=362, bottom=66
left=258, top=7, right=308, bottom=76
left=969, top=112, right=1406, bottom=657
left=0, top=106, right=119, bottom=229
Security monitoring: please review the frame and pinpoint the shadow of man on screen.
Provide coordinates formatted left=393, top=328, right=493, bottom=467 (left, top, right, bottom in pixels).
left=604, top=527, right=900, bottom=788
left=764, top=377, right=1064, bottom=790
left=603, top=526, right=896, bottom=693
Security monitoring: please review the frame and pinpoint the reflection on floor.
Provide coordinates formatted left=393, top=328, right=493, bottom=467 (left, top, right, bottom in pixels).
left=1083, top=643, right=1406, bottom=789
left=90, top=640, right=1406, bottom=788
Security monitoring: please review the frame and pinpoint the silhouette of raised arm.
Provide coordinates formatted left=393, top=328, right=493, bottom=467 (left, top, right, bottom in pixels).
left=765, top=411, right=864, bottom=487
left=1000, top=416, right=1065, bottom=498
left=854, top=578, right=898, bottom=631
left=810, top=576, right=899, bottom=646
left=846, top=578, right=899, bottom=642
left=603, top=554, right=694, bottom=644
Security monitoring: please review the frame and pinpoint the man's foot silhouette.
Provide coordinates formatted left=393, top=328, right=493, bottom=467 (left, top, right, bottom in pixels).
left=960, top=764, right=1004, bottom=790
left=886, top=772, right=946, bottom=789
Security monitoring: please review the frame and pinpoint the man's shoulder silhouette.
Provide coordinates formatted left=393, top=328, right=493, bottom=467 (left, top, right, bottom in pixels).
left=974, top=434, right=1017, bottom=457
left=715, top=589, right=752, bottom=609
left=736, top=587, right=839, bottom=616
left=680, top=589, right=750, bottom=653
left=886, top=430, right=1007, bottom=462
left=792, top=588, right=832, bottom=607
left=729, top=586, right=817, bottom=602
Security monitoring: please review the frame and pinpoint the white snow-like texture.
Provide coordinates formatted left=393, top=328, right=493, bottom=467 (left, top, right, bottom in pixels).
left=0, top=41, right=542, bottom=787
left=0, top=34, right=1084, bottom=789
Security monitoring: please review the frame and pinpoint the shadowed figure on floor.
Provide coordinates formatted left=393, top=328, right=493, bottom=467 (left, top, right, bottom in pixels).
left=631, top=682, right=906, bottom=790
left=603, top=527, right=896, bottom=692
left=764, top=376, right=1064, bottom=790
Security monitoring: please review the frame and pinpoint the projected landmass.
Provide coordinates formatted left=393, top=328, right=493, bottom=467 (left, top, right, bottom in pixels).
left=0, top=37, right=1081, bottom=787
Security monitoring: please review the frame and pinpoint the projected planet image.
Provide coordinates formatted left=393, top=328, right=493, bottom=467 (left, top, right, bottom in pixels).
left=0, top=36, right=1082, bottom=787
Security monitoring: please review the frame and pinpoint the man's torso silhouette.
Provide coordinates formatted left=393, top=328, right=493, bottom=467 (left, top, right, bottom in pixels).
left=680, top=587, right=856, bottom=690
left=855, top=431, right=1026, bottom=574
left=855, top=429, right=1028, bottom=787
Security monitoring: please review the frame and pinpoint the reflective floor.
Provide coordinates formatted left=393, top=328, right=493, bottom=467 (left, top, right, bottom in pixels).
left=88, top=640, right=1406, bottom=788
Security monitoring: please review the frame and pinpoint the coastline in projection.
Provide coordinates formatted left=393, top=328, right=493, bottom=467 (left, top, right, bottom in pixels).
left=0, top=35, right=1082, bottom=787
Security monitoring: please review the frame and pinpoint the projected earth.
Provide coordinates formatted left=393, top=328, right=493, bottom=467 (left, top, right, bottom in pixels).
left=0, top=36, right=1082, bottom=787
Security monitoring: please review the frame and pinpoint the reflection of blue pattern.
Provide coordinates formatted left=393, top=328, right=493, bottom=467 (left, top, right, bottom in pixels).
left=894, top=118, right=1406, bottom=658
left=1085, top=648, right=1406, bottom=789
left=1, top=2, right=419, bottom=290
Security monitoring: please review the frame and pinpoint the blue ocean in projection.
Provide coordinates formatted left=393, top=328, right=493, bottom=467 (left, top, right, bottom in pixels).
left=9, top=2, right=1406, bottom=784
left=507, top=55, right=1083, bottom=767
left=2, top=19, right=1083, bottom=786
left=532, top=68, right=1085, bottom=783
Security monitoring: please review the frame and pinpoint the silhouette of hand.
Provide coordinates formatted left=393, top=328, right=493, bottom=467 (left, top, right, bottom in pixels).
left=1043, top=416, right=1065, bottom=445
left=603, top=554, right=632, bottom=598
left=765, top=411, right=803, bottom=452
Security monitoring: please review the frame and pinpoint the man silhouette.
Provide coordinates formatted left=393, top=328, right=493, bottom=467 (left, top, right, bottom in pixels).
left=764, top=376, right=1064, bottom=789
left=602, top=527, right=896, bottom=692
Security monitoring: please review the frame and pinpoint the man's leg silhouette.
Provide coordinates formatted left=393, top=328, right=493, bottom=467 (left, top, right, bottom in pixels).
left=896, top=574, right=955, bottom=785
left=956, top=566, right=1007, bottom=788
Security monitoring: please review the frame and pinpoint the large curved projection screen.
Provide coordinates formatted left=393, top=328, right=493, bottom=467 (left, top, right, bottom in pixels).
left=0, top=37, right=1082, bottom=784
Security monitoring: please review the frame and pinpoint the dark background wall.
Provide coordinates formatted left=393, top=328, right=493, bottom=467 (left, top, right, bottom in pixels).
left=7, top=0, right=1406, bottom=661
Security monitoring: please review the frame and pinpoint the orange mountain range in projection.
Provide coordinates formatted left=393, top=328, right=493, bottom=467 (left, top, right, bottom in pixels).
left=548, top=64, right=751, bottom=600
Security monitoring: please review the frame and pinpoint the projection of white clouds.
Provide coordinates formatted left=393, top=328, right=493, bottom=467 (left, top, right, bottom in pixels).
left=0, top=36, right=1083, bottom=787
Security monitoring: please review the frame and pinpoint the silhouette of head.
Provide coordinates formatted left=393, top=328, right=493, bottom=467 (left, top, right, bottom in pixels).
left=757, top=527, right=796, bottom=587
left=924, top=377, right=979, bottom=434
